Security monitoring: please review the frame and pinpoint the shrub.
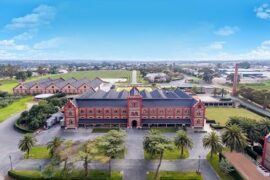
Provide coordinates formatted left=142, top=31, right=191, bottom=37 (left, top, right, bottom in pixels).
left=206, top=119, right=216, bottom=124
left=253, top=146, right=263, bottom=156
left=210, top=123, right=224, bottom=129
left=245, top=146, right=258, bottom=160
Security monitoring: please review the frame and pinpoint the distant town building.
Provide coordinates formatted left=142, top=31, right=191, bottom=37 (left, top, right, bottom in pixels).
left=63, top=87, right=205, bottom=129
left=145, top=73, right=170, bottom=83
left=13, top=77, right=105, bottom=95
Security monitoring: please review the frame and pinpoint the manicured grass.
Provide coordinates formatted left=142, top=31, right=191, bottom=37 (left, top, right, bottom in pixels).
left=147, top=171, right=203, bottom=180
left=206, top=107, right=263, bottom=126
left=240, top=80, right=270, bottom=90
left=150, top=127, right=179, bottom=133
left=9, top=170, right=123, bottom=180
left=27, top=146, right=50, bottom=159
left=92, top=128, right=121, bottom=133
left=206, top=153, right=244, bottom=180
left=144, top=145, right=189, bottom=160
left=0, top=96, right=33, bottom=122
left=0, top=79, right=18, bottom=93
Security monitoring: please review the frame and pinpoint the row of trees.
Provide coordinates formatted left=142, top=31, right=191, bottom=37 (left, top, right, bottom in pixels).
left=18, top=130, right=126, bottom=179
left=17, top=94, right=67, bottom=130
left=239, top=87, right=270, bottom=108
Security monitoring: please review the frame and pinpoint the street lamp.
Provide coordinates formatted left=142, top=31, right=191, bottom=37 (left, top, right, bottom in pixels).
left=9, top=155, right=13, bottom=170
left=197, top=155, right=201, bottom=173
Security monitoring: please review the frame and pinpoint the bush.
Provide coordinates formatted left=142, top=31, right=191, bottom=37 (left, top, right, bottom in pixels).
left=253, top=146, right=263, bottom=156
left=14, top=120, right=34, bottom=133
left=245, top=146, right=258, bottom=160
left=210, top=123, right=224, bottom=129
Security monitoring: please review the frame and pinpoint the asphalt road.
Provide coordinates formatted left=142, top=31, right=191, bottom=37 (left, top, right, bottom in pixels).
left=131, top=70, right=137, bottom=84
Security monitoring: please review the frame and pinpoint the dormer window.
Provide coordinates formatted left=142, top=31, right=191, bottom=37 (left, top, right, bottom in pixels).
left=68, top=86, right=70, bottom=88
left=20, top=86, right=22, bottom=89
left=84, top=86, right=87, bottom=88
left=36, top=86, right=38, bottom=88
left=52, top=86, right=54, bottom=88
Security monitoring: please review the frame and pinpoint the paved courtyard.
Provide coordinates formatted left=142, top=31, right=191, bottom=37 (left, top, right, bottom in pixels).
left=0, top=112, right=218, bottom=180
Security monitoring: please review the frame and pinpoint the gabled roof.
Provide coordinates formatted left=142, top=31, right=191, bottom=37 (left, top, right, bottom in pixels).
left=130, top=86, right=140, bottom=96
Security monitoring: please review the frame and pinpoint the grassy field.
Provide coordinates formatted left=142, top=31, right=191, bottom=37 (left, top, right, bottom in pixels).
left=145, top=146, right=189, bottom=160
left=206, top=107, right=263, bottom=126
left=9, top=170, right=123, bottom=180
left=0, top=70, right=132, bottom=93
left=0, top=96, right=33, bottom=122
left=206, top=153, right=243, bottom=180
left=27, top=146, right=50, bottom=159
left=240, top=80, right=270, bottom=90
left=147, top=171, right=203, bottom=180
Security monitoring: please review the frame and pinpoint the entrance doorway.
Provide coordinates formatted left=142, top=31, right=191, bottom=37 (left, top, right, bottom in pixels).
left=131, top=120, right=137, bottom=128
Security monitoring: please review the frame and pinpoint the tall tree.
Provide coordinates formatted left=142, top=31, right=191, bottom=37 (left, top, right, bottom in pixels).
left=97, top=130, right=126, bottom=177
left=47, top=137, right=64, bottom=157
left=78, top=139, right=109, bottom=177
left=143, top=130, right=173, bottom=180
left=15, top=71, right=27, bottom=81
left=222, top=124, right=247, bottom=152
left=174, top=130, right=193, bottom=158
left=259, top=118, right=270, bottom=138
left=18, top=134, right=36, bottom=158
left=203, top=131, right=222, bottom=158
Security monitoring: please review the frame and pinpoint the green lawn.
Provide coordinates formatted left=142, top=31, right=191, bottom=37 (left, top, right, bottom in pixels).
left=206, top=153, right=243, bottom=180
left=0, top=79, right=18, bottom=93
left=0, top=96, right=33, bottom=122
left=145, top=146, right=189, bottom=160
left=9, top=170, right=123, bottom=180
left=147, top=171, right=203, bottom=180
left=92, top=128, right=121, bottom=133
left=150, top=127, right=179, bottom=133
left=206, top=107, right=263, bottom=126
left=27, top=146, right=50, bottom=159
left=0, top=70, right=132, bottom=93
left=240, top=80, right=270, bottom=90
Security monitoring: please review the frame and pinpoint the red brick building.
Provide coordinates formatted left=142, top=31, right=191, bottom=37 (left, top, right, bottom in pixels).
left=13, top=77, right=104, bottom=95
left=63, top=87, right=205, bottom=129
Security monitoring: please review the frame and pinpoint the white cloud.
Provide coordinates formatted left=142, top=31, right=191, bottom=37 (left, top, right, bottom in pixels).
left=0, top=40, right=29, bottom=51
left=255, top=3, right=270, bottom=19
left=207, top=41, right=225, bottom=50
left=33, top=38, right=62, bottom=49
left=13, top=30, right=37, bottom=41
left=214, top=26, right=239, bottom=36
left=6, top=4, right=56, bottom=29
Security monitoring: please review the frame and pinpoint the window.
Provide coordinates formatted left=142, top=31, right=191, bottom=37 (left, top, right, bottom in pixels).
left=68, top=86, right=70, bottom=88
left=69, top=120, right=73, bottom=124
left=122, top=110, right=126, bottom=113
left=20, top=86, right=22, bottom=89
left=68, top=111, right=73, bottom=116
left=36, top=86, right=38, bottom=88
left=114, top=110, right=118, bottom=113
left=80, top=109, right=84, bottom=113
left=106, top=110, right=109, bottom=113
left=88, top=110, right=93, bottom=113
left=84, top=86, right=87, bottom=88
left=52, top=86, right=54, bottom=88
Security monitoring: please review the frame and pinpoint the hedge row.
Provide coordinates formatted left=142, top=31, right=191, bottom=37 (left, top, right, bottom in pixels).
left=206, top=119, right=216, bottom=124
left=14, top=120, right=34, bottom=133
left=210, top=123, right=225, bottom=129
left=8, top=170, right=43, bottom=180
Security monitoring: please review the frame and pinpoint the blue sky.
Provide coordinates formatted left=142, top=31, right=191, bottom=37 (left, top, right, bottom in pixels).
left=0, top=0, right=270, bottom=61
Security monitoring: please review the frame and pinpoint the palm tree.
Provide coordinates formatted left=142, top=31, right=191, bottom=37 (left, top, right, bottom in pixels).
left=174, top=130, right=193, bottom=158
left=258, top=118, right=270, bottom=138
left=47, top=137, right=64, bottom=157
left=241, top=120, right=260, bottom=148
left=222, top=124, right=247, bottom=152
left=144, top=130, right=173, bottom=180
left=203, top=131, right=222, bottom=158
left=18, top=133, right=36, bottom=158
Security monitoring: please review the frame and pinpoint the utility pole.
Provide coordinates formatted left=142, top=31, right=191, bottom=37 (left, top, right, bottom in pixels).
left=9, top=155, right=13, bottom=170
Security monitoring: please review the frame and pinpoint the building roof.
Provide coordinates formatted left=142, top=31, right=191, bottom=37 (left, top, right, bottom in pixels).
left=75, top=87, right=198, bottom=108
left=20, top=77, right=103, bottom=90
